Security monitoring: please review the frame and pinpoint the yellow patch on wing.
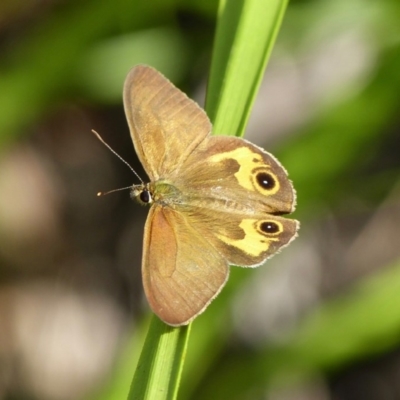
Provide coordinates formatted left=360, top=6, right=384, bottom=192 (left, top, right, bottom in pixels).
left=209, top=147, right=280, bottom=196
left=216, top=219, right=280, bottom=257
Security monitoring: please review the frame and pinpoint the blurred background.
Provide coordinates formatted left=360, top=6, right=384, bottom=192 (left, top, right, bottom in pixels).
left=0, top=0, right=399, bottom=399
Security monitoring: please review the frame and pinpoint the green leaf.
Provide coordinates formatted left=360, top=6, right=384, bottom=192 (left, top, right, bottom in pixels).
left=181, top=0, right=290, bottom=397
left=206, top=0, right=289, bottom=136
left=128, top=317, right=191, bottom=400
left=121, top=1, right=289, bottom=399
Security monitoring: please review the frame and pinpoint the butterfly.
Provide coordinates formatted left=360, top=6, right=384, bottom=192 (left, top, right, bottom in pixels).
left=100, top=65, right=298, bottom=326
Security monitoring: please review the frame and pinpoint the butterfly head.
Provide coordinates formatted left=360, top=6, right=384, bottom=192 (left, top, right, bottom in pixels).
left=131, top=183, right=153, bottom=205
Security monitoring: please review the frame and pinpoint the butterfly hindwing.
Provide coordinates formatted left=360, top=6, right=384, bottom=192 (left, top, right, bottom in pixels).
left=176, top=135, right=297, bottom=215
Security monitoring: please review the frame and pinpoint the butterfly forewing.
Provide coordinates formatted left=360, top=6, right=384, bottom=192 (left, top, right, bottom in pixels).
left=123, top=65, right=211, bottom=181
left=142, top=206, right=229, bottom=326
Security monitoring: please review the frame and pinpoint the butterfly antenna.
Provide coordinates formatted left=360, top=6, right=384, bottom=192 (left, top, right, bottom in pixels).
left=97, top=186, right=133, bottom=197
left=91, top=129, right=143, bottom=184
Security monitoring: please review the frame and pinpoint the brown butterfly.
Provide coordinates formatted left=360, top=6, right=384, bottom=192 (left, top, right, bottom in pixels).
left=99, top=65, right=298, bottom=326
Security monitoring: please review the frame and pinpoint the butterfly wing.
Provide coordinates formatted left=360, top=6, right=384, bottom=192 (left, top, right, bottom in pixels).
left=123, top=65, right=211, bottom=181
left=177, top=135, right=297, bottom=214
left=172, top=135, right=299, bottom=266
left=142, top=205, right=229, bottom=326
left=179, top=205, right=298, bottom=267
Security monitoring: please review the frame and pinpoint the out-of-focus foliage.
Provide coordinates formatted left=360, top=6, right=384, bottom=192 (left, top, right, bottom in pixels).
left=0, top=0, right=399, bottom=399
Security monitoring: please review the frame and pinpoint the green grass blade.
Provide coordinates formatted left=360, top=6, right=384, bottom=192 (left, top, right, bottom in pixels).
left=180, top=0, right=289, bottom=397
left=128, top=317, right=191, bottom=400
left=127, top=1, right=288, bottom=399
left=206, top=0, right=289, bottom=136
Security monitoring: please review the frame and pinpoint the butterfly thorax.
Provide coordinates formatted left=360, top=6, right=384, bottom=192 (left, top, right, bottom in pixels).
left=131, top=181, right=184, bottom=207
left=131, top=179, right=272, bottom=216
